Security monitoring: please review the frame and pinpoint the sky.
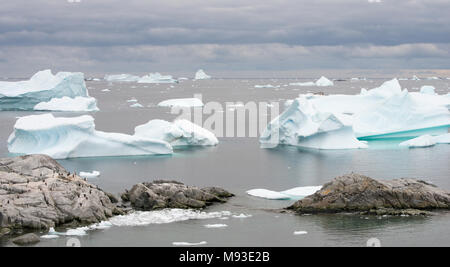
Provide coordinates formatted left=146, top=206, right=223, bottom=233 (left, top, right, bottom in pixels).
left=0, top=0, right=449, bottom=76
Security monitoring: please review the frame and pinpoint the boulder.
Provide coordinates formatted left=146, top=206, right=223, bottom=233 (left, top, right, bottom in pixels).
left=288, top=173, right=450, bottom=215
left=0, top=155, right=120, bottom=232
left=11, top=233, right=40, bottom=246
left=122, top=180, right=234, bottom=210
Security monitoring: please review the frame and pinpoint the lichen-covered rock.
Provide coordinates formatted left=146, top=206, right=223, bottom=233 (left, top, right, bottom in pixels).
left=0, top=155, right=121, bottom=232
left=122, top=180, right=234, bottom=210
left=288, top=173, right=450, bottom=214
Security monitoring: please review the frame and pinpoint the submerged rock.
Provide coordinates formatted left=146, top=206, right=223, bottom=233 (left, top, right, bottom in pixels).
left=121, top=180, right=234, bottom=210
left=11, top=233, right=40, bottom=246
left=288, top=173, right=450, bottom=215
left=0, top=155, right=121, bottom=232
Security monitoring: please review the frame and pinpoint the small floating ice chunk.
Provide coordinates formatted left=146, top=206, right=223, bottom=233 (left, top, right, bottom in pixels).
left=204, top=224, right=228, bottom=228
left=293, top=231, right=308, bottom=235
left=41, top=234, right=59, bottom=239
left=138, top=73, right=178, bottom=84
left=399, top=135, right=436, bottom=148
left=130, top=103, right=144, bottom=108
left=247, top=186, right=322, bottom=200
left=158, top=98, right=204, bottom=108
left=420, top=86, right=437, bottom=95
left=104, top=74, right=140, bottom=82
left=194, top=69, right=211, bottom=80
left=247, top=189, right=291, bottom=200
left=34, top=96, right=99, bottom=112
left=315, top=76, right=334, bottom=87
left=289, top=81, right=316, bottom=86
left=232, top=214, right=252, bottom=219
left=79, top=171, right=100, bottom=179
left=101, top=89, right=111, bottom=92
left=254, top=84, right=279, bottom=88
left=434, top=133, right=450, bottom=144
left=173, top=241, right=207, bottom=246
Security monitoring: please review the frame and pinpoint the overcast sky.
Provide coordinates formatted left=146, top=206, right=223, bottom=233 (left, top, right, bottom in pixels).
left=0, top=0, right=449, bottom=76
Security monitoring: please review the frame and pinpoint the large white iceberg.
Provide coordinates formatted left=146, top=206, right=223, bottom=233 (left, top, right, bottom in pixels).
left=158, top=98, right=204, bottom=108
left=8, top=114, right=173, bottom=159
left=33, top=96, right=99, bottom=112
left=260, top=97, right=368, bottom=149
left=315, top=76, right=334, bottom=87
left=134, top=119, right=218, bottom=147
left=247, top=186, right=322, bottom=200
left=194, top=69, right=211, bottom=80
left=138, top=73, right=178, bottom=84
left=0, top=70, right=92, bottom=111
left=104, top=74, right=140, bottom=82
left=353, top=90, right=450, bottom=139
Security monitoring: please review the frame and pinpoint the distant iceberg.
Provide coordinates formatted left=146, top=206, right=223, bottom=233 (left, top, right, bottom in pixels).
left=138, top=73, right=178, bottom=84
left=260, top=97, right=368, bottom=149
left=195, top=69, right=211, bottom=80
left=134, top=119, right=219, bottom=147
left=158, top=98, right=204, bottom=108
left=0, top=70, right=92, bottom=111
left=420, top=85, right=437, bottom=95
left=104, top=74, right=140, bottom=82
left=247, top=186, right=322, bottom=200
left=399, top=133, right=450, bottom=148
left=289, top=81, right=316, bottom=86
left=8, top=114, right=173, bottom=159
left=34, top=96, right=99, bottom=112
left=79, top=171, right=101, bottom=179
left=315, top=76, right=334, bottom=87
left=254, top=84, right=279, bottom=88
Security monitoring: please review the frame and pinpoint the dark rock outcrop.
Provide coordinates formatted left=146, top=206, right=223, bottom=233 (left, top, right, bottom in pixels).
left=11, top=233, right=40, bottom=246
left=0, top=155, right=122, bottom=233
left=121, top=180, right=234, bottom=210
left=288, top=173, right=450, bottom=215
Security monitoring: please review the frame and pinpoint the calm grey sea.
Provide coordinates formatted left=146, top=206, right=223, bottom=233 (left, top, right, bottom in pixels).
left=0, top=75, right=449, bottom=247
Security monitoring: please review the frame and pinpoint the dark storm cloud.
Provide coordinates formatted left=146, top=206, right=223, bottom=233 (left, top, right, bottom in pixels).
left=0, top=0, right=449, bottom=75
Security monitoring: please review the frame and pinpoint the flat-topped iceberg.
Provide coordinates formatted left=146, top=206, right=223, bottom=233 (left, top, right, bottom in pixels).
left=260, top=97, right=368, bottom=149
left=194, top=69, right=211, bottom=80
left=247, top=186, right=322, bottom=200
left=138, top=73, right=178, bottom=84
left=420, top=86, right=437, bottom=95
left=158, top=98, right=204, bottom=108
left=8, top=114, right=173, bottom=159
left=315, top=76, right=334, bottom=87
left=34, top=96, right=99, bottom=112
left=289, top=81, right=316, bottom=86
left=134, top=119, right=218, bottom=147
left=104, top=74, right=140, bottom=82
left=0, top=70, right=92, bottom=111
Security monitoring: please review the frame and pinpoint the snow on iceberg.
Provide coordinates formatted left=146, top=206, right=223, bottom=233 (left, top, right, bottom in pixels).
left=138, top=73, right=178, bottom=84
left=33, top=96, right=99, bottom=112
left=0, top=70, right=91, bottom=111
left=247, top=186, right=322, bottom=200
left=315, top=76, right=334, bottom=87
left=134, top=119, right=218, bottom=147
left=158, top=98, right=204, bottom=108
left=353, top=90, right=450, bottom=139
left=8, top=114, right=173, bottom=159
left=195, top=69, right=211, bottom=80
left=104, top=74, right=140, bottom=82
left=259, top=97, right=368, bottom=149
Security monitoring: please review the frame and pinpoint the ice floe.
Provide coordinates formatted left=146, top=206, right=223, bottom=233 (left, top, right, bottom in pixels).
left=247, top=186, right=322, bottom=200
left=8, top=114, right=173, bottom=159
left=158, top=98, right=204, bottom=108
left=232, top=214, right=252, bottom=219
left=260, top=96, right=368, bottom=149
left=130, top=103, right=144, bottom=108
left=195, top=69, right=211, bottom=80
left=254, top=84, right=279, bottom=88
left=138, top=73, right=178, bottom=84
left=399, top=133, right=450, bottom=148
left=79, top=171, right=101, bottom=179
left=289, top=81, right=316, bottom=86
left=134, top=119, right=219, bottom=147
left=204, top=224, right=228, bottom=228
left=33, top=96, right=99, bottom=112
left=0, top=70, right=92, bottom=111
left=293, top=231, right=308, bottom=235
left=420, top=86, right=437, bottom=95
left=104, top=74, right=140, bottom=82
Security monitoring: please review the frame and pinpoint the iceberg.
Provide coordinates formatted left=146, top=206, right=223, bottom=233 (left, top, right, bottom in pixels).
left=104, top=74, right=140, bottom=82
left=8, top=114, right=173, bottom=159
left=204, top=224, right=228, bottom=228
left=260, top=97, right=368, bottom=149
left=420, top=85, right=437, bottom=95
left=289, top=81, right=316, bottom=86
left=33, top=96, right=99, bottom=112
left=134, top=119, right=219, bottom=147
left=0, top=70, right=91, bottom=111
left=138, top=73, right=178, bottom=84
left=130, top=103, right=144, bottom=108
left=158, top=98, right=204, bottom=108
left=293, top=231, right=308, bottom=235
left=194, top=69, right=211, bottom=80
left=254, top=84, right=279, bottom=88
left=247, top=186, right=322, bottom=200
left=315, top=76, right=334, bottom=87
left=399, top=133, right=450, bottom=148
left=353, top=90, right=450, bottom=139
